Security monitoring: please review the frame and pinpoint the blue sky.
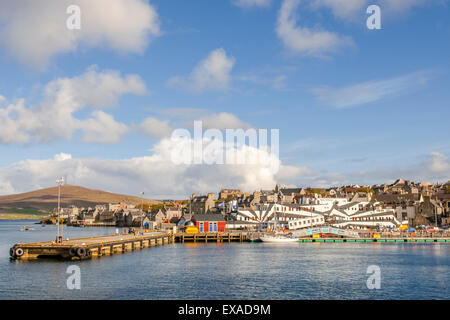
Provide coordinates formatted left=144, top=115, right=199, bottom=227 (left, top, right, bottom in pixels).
left=0, top=0, right=449, bottom=198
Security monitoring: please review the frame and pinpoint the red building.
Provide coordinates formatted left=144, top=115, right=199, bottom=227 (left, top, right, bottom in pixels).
left=192, top=214, right=226, bottom=232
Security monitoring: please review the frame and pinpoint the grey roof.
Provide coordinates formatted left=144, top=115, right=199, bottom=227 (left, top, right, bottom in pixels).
left=192, top=214, right=225, bottom=222
left=279, top=188, right=303, bottom=195
left=374, top=194, right=420, bottom=204
left=192, top=196, right=209, bottom=203
left=128, top=211, right=144, bottom=217
left=338, top=202, right=360, bottom=209
left=281, top=203, right=304, bottom=209
left=99, top=211, right=114, bottom=217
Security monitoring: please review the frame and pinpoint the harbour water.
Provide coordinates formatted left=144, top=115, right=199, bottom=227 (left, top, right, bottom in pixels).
left=1, top=220, right=449, bottom=300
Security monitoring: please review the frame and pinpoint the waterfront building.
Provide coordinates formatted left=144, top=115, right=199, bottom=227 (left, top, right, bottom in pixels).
left=191, top=214, right=226, bottom=232
left=238, top=191, right=261, bottom=209
left=79, top=207, right=99, bottom=223
left=437, top=193, right=450, bottom=225
left=372, top=184, right=388, bottom=194
left=190, top=193, right=216, bottom=215
left=288, top=216, right=326, bottom=230
left=107, top=203, right=121, bottom=211
left=276, top=186, right=307, bottom=204
left=97, top=211, right=115, bottom=223
left=260, top=190, right=277, bottom=203
left=164, top=207, right=182, bottom=221
left=150, top=209, right=166, bottom=227
left=124, top=209, right=145, bottom=227
left=415, top=196, right=445, bottom=226
left=218, top=188, right=243, bottom=200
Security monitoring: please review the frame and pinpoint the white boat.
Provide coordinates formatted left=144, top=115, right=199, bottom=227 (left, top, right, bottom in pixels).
left=260, top=212, right=298, bottom=243
left=260, top=234, right=298, bottom=243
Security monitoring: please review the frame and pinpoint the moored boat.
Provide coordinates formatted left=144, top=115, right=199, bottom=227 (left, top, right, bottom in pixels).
left=260, top=234, right=298, bottom=243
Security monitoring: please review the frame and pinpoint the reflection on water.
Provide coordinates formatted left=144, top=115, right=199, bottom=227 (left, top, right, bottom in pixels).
left=1, top=220, right=449, bottom=299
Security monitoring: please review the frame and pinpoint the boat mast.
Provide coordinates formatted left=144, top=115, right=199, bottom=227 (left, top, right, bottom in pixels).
left=56, top=177, right=64, bottom=243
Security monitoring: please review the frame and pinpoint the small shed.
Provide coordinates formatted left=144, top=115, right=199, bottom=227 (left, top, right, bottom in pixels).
left=192, top=214, right=226, bottom=232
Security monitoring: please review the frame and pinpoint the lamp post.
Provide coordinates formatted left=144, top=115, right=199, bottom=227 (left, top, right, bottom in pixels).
left=435, top=209, right=438, bottom=228
left=140, top=192, right=144, bottom=235
left=56, top=177, right=64, bottom=243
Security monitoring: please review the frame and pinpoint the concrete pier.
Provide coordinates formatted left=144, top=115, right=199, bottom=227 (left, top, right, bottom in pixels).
left=9, top=231, right=173, bottom=261
left=174, top=232, right=249, bottom=243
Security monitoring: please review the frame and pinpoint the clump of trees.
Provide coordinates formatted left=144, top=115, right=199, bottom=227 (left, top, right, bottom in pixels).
left=136, top=203, right=176, bottom=211
left=306, top=188, right=328, bottom=197
left=137, top=202, right=179, bottom=211
left=357, top=187, right=375, bottom=194
left=136, top=203, right=152, bottom=211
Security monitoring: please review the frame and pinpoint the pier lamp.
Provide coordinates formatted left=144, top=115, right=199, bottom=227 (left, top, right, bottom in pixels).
left=140, top=192, right=144, bottom=235
left=56, top=177, right=64, bottom=244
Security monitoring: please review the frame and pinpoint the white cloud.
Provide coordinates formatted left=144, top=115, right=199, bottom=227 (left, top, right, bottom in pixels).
left=44, top=66, right=147, bottom=109
left=312, top=71, right=431, bottom=108
left=232, top=0, right=272, bottom=8
left=139, top=117, right=173, bottom=139
left=1, top=146, right=447, bottom=198
left=275, top=165, right=319, bottom=185
left=200, top=112, right=251, bottom=130
left=298, top=152, right=450, bottom=187
left=0, top=67, right=146, bottom=144
left=168, top=48, right=235, bottom=93
left=428, top=152, right=450, bottom=174
left=0, top=0, right=161, bottom=69
left=0, top=178, right=16, bottom=195
left=276, top=0, right=353, bottom=56
left=151, top=107, right=206, bottom=118
left=0, top=137, right=311, bottom=198
left=79, top=111, right=129, bottom=143
left=54, top=153, right=73, bottom=161
left=139, top=112, right=252, bottom=139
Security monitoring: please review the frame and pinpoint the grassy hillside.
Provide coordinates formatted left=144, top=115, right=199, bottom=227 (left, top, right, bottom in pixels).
left=0, top=185, right=162, bottom=216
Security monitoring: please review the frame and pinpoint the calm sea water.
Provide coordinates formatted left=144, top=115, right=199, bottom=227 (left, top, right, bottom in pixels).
left=0, top=220, right=449, bottom=300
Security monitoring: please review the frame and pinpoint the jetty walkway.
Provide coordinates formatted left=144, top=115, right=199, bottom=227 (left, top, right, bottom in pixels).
left=10, top=231, right=172, bottom=261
